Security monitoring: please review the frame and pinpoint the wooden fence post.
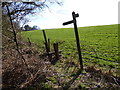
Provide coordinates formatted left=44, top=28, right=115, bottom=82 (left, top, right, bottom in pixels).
left=42, top=30, right=49, bottom=53
left=47, top=38, right=50, bottom=52
left=53, top=43, right=59, bottom=60
left=28, top=38, right=31, bottom=46
left=47, top=39, right=52, bottom=61
left=42, top=30, right=47, bottom=44
left=42, top=30, right=52, bottom=61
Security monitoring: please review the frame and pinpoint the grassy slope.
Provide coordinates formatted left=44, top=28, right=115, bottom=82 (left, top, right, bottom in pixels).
left=20, top=24, right=119, bottom=69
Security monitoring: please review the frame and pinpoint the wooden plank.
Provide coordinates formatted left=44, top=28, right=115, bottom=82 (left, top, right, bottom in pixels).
left=63, top=20, right=73, bottom=25
left=48, top=50, right=62, bottom=55
left=40, top=50, right=62, bottom=56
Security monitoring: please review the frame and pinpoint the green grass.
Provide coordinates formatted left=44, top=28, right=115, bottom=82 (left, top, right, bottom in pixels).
left=20, top=24, right=119, bottom=69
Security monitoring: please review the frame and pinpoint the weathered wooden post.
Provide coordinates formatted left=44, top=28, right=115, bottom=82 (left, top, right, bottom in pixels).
left=47, top=38, right=50, bottom=52
left=28, top=38, right=31, bottom=46
left=53, top=43, right=59, bottom=60
left=63, top=11, right=83, bottom=70
left=42, top=30, right=47, bottom=43
left=42, top=30, right=49, bottom=53
left=42, top=30, right=52, bottom=61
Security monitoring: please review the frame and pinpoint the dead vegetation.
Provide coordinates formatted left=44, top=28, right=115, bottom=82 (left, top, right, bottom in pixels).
left=2, top=34, right=120, bottom=90
left=2, top=36, right=53, bottom=90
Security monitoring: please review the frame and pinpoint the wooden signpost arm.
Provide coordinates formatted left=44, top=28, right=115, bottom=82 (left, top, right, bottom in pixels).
left=63, top=20, right=73, bottom=25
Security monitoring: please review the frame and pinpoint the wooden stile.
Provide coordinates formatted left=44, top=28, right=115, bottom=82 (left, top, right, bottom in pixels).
left=42, top=30, right=62, bottom=63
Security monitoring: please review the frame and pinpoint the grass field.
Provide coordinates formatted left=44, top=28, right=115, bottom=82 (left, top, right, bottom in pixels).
left=20, top=24, right=119, bottom=70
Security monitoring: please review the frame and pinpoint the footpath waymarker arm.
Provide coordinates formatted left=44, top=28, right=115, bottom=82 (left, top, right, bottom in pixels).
left=62, top=11, right=83, bottom=70
left=63, top=20, right=73, bottom=25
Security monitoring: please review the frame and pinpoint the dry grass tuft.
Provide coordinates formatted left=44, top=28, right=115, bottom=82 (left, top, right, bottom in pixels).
left=2, top=36, right=52, bottom=89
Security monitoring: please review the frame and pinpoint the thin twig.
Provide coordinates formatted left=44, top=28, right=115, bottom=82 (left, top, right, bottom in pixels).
left=111, top=76, right=120, bottom=86
left=19, top=69, right=41, bottom=88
